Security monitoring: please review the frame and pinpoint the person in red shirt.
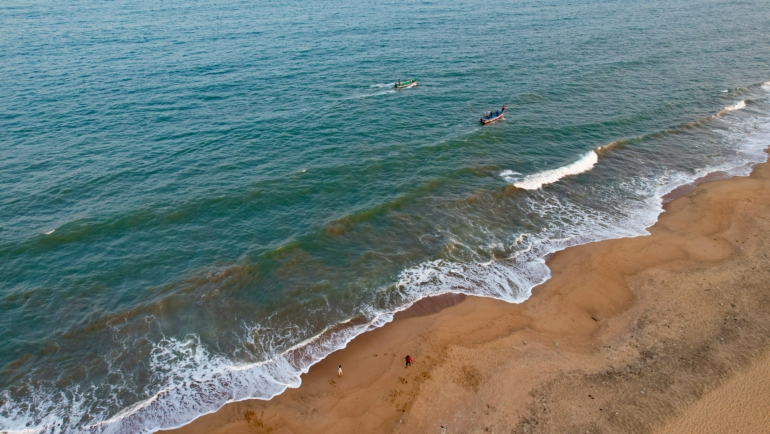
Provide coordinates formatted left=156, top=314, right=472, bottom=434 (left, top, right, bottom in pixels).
left=405, top=355, right=413, bottom=367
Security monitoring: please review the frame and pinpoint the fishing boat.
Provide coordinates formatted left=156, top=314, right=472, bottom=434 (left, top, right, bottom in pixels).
left=479, top=105, right=506, bottom=125
left=395, top=79, right=418, bottom=89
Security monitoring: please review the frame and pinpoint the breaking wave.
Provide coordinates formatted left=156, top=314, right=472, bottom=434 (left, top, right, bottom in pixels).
left=502, top=96, right=761, bottom=192
left=503, top=151, right=599, bottom=190
left=718, top=100, right=747, bottom=115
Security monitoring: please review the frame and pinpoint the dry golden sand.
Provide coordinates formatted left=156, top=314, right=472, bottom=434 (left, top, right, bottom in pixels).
left=656, top=350, right=770, bottom=434
left=163, top=157, right=770, bottom=434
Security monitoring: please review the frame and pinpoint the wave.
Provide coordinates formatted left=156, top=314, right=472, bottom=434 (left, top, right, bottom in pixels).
left=501, top=93, right=763, bottom=192
left=718, top=100, right=746, bottom=115
left=595, top=140, right=623, bottom=153
left=503, top=151, right=598, bottom=190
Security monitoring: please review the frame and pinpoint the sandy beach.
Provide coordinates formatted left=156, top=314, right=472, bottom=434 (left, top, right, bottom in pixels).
left=163, top=157, right=770, bottom=434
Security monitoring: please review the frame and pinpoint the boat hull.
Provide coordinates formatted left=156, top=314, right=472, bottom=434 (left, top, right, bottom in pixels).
left=395, top=81, right=417, bottom=89
left=480, top=113, right=503, bottom=125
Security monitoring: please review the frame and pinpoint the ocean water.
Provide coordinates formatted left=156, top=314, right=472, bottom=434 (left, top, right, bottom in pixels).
left=1, top=0, right=769, bottom=432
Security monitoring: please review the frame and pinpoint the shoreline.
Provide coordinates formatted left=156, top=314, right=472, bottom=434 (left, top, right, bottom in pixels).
left=163, top=156, right=770, bottom=434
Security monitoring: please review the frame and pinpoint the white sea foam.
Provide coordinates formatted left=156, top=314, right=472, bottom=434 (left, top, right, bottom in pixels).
left=762, top=81, right=770, bottom=91
left=43, top=229, right=55, bottom=235
left=504, top=151, right=598, bottom=190
left=500, top=170, right=521, bottom=178
left=727, top=100, right=746, bottom=111
left=84, top=321, right=385, bottom=433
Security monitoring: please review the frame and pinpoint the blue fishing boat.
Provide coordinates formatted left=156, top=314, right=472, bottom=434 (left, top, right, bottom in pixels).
left=480, top=105, right=506, bottom=125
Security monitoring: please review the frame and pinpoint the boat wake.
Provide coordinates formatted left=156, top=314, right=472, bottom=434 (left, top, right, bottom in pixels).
left=346, top=89, right=396, bottom=100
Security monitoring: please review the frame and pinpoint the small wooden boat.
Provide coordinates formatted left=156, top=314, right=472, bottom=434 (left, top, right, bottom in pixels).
left=395, top=79, right=418, bottom=89
left=479, top=105, right=506, bottom=125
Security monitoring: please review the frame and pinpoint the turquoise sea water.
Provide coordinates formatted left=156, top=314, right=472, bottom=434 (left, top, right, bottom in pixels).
left=1, top=0, right=769, bottom=432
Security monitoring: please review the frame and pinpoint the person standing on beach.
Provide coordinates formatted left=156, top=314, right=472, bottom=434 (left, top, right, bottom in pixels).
left=338, top=365, right=343, bottom=377
left=405, top=355, right=413, bottom=367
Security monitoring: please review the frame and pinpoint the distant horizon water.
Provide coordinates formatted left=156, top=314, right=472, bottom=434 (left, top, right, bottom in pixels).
left=1, top=0, right=770, bottom=432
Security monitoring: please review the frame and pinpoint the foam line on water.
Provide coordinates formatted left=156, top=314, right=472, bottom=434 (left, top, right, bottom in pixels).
left=503, top=151, right=598, bottom=190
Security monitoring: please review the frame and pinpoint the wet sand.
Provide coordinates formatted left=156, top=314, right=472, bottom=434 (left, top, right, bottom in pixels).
left=163, top=156, right=770, bottom=434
